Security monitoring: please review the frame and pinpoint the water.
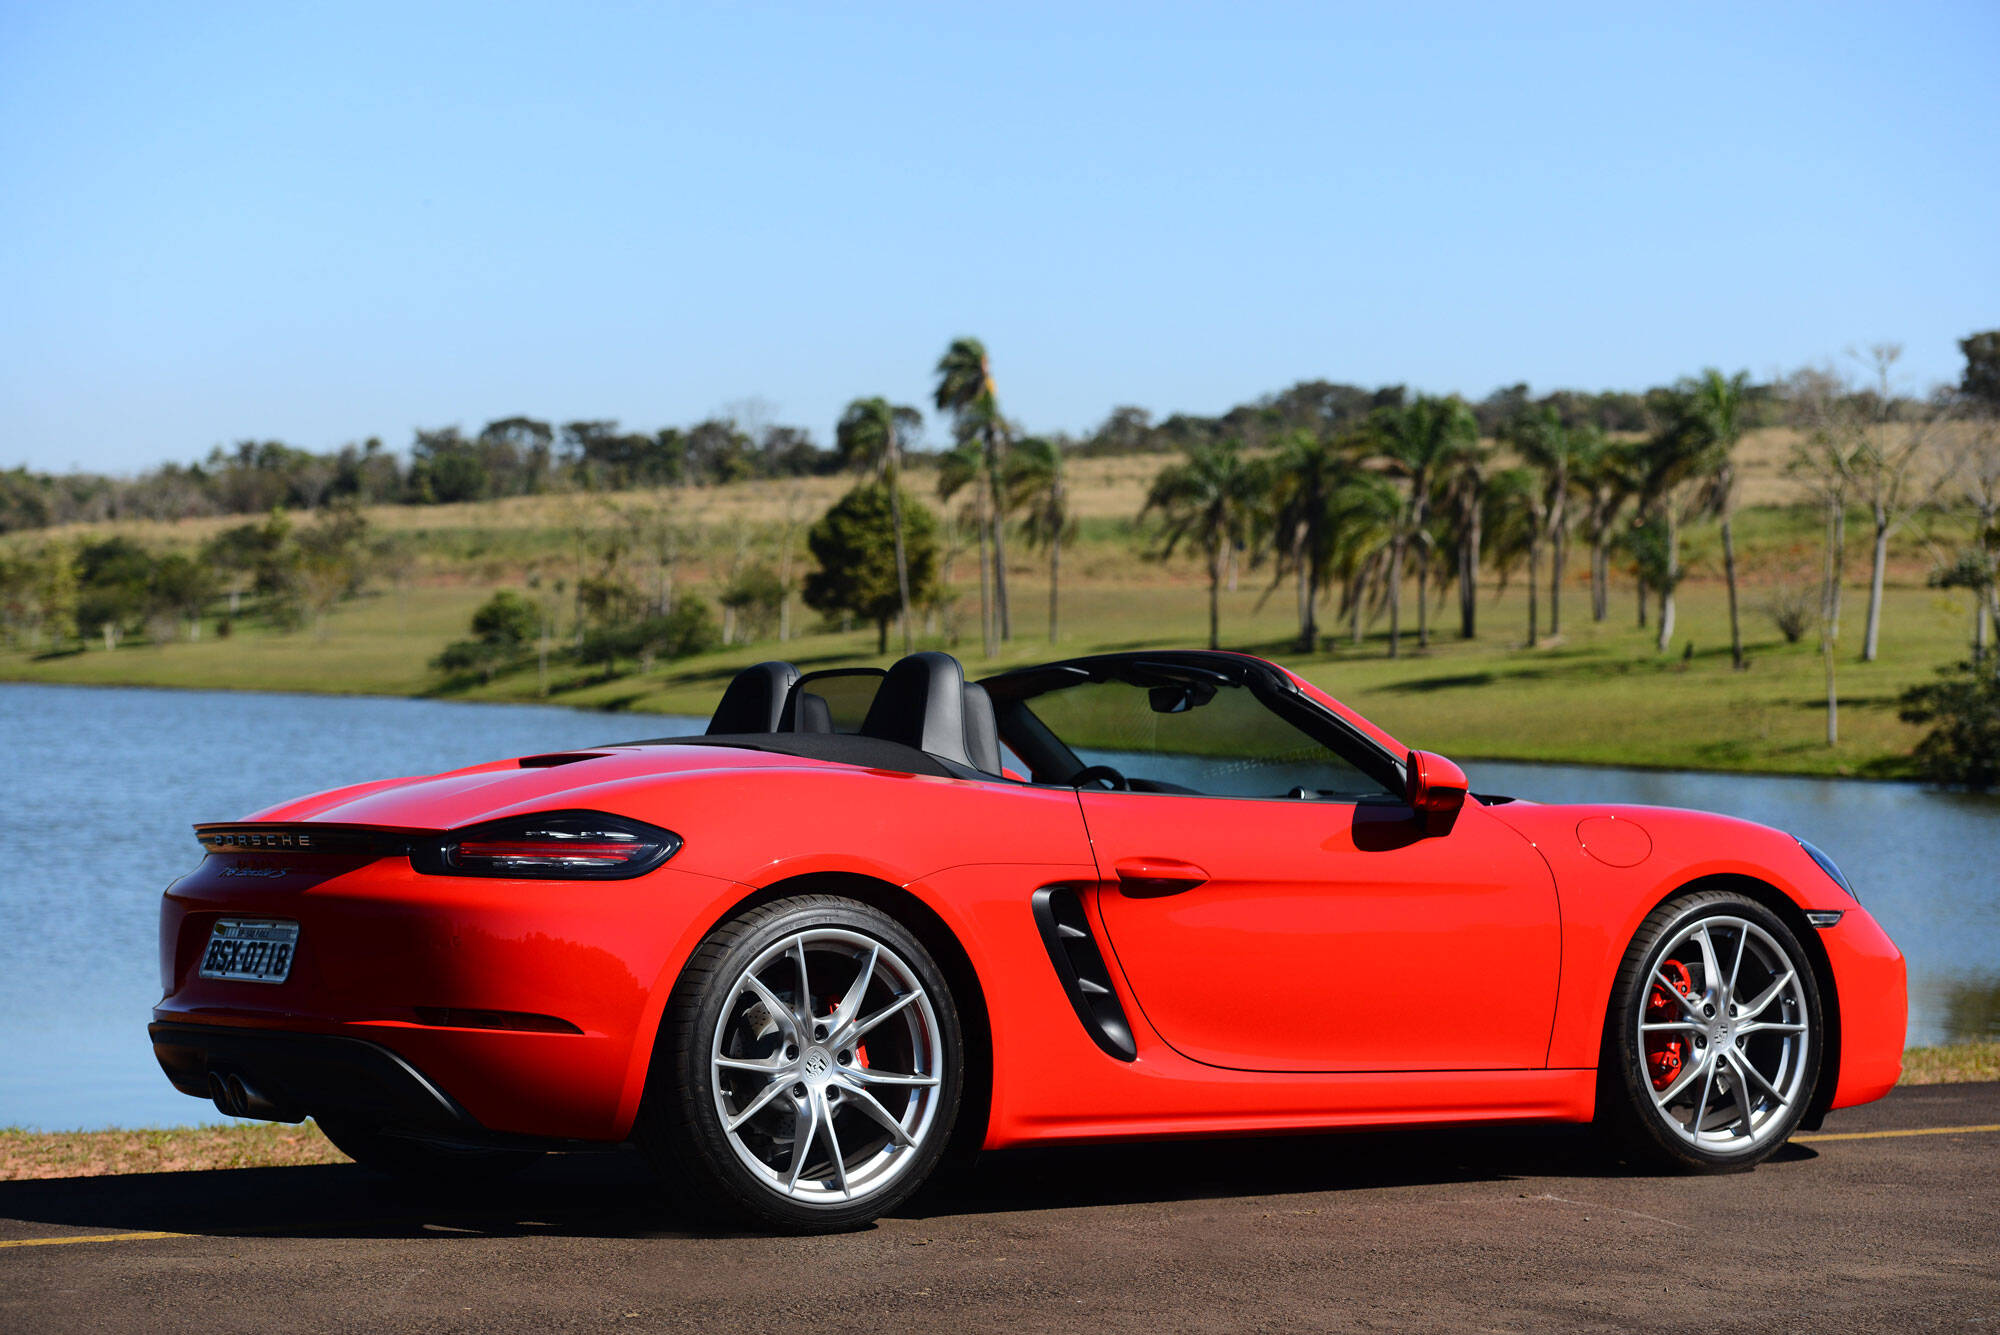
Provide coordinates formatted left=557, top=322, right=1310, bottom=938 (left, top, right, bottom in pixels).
left=0, top=684, right=704, bottom=1131
left=1, top=683, right=1994, bottom=1130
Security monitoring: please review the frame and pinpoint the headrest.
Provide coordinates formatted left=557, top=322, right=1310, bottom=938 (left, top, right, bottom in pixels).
left=706, top=660, right=800, bottom=734
left=961, top=683, right=1002, bottom=775
left=860, top=652, right=982, bottom=768
left=790, top=691, right=834, bottom=733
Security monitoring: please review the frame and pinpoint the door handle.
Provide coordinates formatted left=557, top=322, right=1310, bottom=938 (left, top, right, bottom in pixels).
left=1113, top=857, right=1210, bottom=897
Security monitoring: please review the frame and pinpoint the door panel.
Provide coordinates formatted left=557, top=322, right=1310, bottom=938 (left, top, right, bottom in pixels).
left=1081, top=793, right=1560, bottom=1073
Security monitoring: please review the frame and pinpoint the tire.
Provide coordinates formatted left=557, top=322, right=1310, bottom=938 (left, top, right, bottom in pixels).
left=637, top=894, right=964, bottom=1233
left=314, top=1115, right=543, bottom=1185
left=1596, top=889, right=1822, bottom=1172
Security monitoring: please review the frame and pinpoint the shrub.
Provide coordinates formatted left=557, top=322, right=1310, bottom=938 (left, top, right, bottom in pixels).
left=1898, top=660, right=2000, bottom=790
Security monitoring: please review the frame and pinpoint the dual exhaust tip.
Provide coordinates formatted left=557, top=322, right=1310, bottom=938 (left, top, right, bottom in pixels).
left=206, top=1070, right=304, bottom=1123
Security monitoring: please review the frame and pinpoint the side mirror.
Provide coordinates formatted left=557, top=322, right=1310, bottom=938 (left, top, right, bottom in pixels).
left=1404, top=750, right=1468, bottom=836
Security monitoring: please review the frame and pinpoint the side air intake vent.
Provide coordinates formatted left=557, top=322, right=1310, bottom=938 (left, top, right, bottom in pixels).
left=1031, top=885, right=1137, bottom=1061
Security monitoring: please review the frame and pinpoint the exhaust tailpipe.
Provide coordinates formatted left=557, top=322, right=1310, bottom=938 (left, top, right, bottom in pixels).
left=207, top=1070, right=304, bottom=1123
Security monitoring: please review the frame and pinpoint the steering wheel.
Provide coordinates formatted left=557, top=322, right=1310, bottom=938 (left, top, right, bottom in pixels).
left=1070, top=764, right=1130, bottom=792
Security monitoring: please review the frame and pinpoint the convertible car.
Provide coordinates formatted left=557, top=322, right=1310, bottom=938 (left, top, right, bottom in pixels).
left=151, top=649, right=1905, bottom=1231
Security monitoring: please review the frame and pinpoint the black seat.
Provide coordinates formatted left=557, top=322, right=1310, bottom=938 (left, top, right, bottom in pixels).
left=960, top=682, right=1002, bottom=775
left=706, top=661, right=799, bottom=734
left=859, top=652, right=1003, bottom=776
left=778, top=668, right=886, bottom=735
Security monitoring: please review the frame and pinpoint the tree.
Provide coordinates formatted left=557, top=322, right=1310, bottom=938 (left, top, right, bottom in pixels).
left=149, top=552, right=217, bottom=641
left=1847, top=345, right=1942, bottom=662
left=434, top=590, right=541, bottom=682
left=836, top=397, right=925, bottom=656
left=1939, top=393, right=2000, bottom=660
left=1635, top=397, right=1723, bottom=652
left=1437, top=438, right=1490, bottom=639
left=934, top=337, right=1011, bottom=650
left=1481, top=466, right=1541, bottom=619
left=1502, top=406, right=1589, bottom=645
left=1143, top=440, right=1261, bottom=650
left=1365, top=395, right=1478, bottom=656
left=1785, top=366, right=1861, bottom=745
left=720, top=563, right=788, bottom=642
left=1003, top=435, right=1073, bottom=643
left=804, top=483, right=941, bottom=654
left=1961, top=330, right=2000, bottom=412
left=1571, top=433, right=1639, bottom=623
left=33, top=543, right=79, bottom=649
left=1683, top=369, right=1752, bottom=668
left=1326, top=473, right=1402, bottom=645
left=408, top=427, right=488, bottom=503
left=293, top=502, right=371, bottom=633
left=1260, top=429, right=1355, bottom=652
left=934, top=437, right=992, bottom=656
left=1899, top=660, right=2000, bottom=790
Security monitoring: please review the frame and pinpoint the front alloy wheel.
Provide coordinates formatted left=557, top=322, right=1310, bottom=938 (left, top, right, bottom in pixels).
left=640, top=895, right=962, bottom=1231
left=1599, top=890, right=1822, bottom=1171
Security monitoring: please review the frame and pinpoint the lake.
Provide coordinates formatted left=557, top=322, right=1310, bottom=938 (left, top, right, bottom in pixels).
left=2, top=682, right=1994, bottom=1130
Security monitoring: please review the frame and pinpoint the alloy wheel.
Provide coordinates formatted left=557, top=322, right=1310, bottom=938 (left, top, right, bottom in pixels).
left=708, top=928, right=944, bottom=1205
left=1637, top=914, right=1812, bottom=1154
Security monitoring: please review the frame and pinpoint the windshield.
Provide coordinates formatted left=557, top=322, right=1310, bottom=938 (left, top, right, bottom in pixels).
left=1001, top=663, right=1397, bottom=801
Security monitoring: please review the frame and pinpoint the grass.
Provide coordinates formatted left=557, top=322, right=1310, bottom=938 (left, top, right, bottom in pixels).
left=0, top=1122, right=343, bottom=1181
left=4, top=1040, right=1993, bottom=1180
left=3, top=566, right=1971, bottom=778
left=2, top=453, right=1990, bottom=778
left=1898, top=1040, right=2000, bottom=1086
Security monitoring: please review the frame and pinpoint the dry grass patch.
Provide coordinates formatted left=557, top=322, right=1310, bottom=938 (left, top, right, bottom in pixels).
left=0, top=1122, right=344, bottom=1181
left=1898, top=1040, right=2000, bottom=1086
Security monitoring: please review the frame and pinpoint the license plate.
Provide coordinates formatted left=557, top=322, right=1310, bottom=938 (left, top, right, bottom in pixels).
left=199, top=919, right=299, bottom=984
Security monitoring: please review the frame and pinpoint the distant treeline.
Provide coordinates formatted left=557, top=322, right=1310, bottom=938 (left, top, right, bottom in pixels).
left=0, top=379, right=1801, bottom=536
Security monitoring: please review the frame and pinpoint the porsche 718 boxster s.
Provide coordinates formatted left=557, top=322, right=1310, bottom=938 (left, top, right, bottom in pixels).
left=151, top=649, right=1905, bottom=1230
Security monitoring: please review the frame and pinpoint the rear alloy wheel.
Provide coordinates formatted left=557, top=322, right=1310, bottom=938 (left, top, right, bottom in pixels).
left=1598, top=890, right=1822, bottom=1171
left=640, top=896, right=962, bottom=1232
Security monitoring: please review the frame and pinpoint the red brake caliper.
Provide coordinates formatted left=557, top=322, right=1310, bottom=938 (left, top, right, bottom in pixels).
left=1645, top=959, right=1694, bottom=1089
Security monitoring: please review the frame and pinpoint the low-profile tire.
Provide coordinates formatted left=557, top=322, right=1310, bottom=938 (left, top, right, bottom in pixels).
left=314, top=1115, right=542, bottom=1185
left=1597, top=889, right=1822, bottom=1173
left=637, top=894, right=964, bottom=1233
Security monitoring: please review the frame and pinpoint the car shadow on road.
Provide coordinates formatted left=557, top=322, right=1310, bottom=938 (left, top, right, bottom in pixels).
left=0, top=1124, right=1816, bottom=1241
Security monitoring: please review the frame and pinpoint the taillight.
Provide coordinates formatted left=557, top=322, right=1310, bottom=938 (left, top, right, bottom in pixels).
left=411, top=811, right=682, bottom=880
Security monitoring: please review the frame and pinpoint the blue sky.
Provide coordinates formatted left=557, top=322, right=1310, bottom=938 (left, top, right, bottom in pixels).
left=3, top=1, right=1995, bottom=472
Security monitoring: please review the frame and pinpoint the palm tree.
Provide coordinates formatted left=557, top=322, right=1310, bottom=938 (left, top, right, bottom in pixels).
left=1327, top=473, right=1402, bottom=646
left=1144, top=440, right=1261, bottom=650
left=1637, top=398, right=1725, bottom=652
left=1365, top=395, right=1479, bottom=657
left=1264, top=429, right=1351, bottom=652
left=836, top=396, right=924, bottom=656
left=933, top=337, right=1012, bottom=649
left=935, top=438, right=991, bottom=655
left=1481, top=467, right=1541, bottom=621
left=1505, top=406, right=1587, bottom=643
left=1438, top=441, right=1490, bottom=639
left=1570, top=432, right=1637, bottom=623
left=1685, top=368, right=1752, bottom=669
left=1004, top=435, right=1072, bottom=642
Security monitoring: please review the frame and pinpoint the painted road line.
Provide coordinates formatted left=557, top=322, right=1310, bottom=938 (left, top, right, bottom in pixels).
left=0, top=1231, right=188, bottom=1249
left=1795, top=1123, right=2000, bottom=1143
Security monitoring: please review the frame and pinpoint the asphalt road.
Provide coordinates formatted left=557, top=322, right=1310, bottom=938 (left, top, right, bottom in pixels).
left=3, top=1084, right=1995, bottom=1334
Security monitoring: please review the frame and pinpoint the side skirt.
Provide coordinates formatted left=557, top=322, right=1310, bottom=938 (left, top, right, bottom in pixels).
left=986, top=1069, right=1598, bottom=1149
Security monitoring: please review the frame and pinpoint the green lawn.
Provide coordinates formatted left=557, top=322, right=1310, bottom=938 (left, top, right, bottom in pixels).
left=1, top=557, right=1976, bottom=777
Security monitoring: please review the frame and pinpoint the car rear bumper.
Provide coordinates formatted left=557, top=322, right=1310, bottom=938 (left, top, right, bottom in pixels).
left=151, top=1021, right=478, bottom=1134
left=156, top=853, right=752, bottom=1141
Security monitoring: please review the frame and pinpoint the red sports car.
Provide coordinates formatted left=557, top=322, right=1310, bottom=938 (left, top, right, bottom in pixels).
left=152, top=650, right=1905, bottom=1231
